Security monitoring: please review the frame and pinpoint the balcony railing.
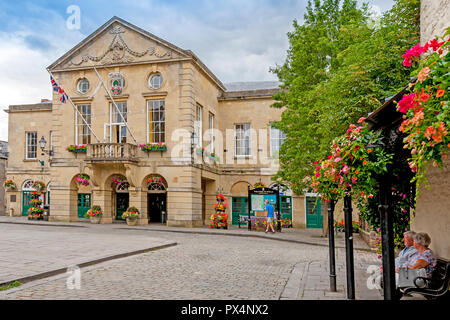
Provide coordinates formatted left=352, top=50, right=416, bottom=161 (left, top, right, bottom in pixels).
left=86, top=143, right=138, bottom=163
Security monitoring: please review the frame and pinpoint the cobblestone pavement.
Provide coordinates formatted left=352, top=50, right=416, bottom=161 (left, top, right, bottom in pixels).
left=0, top=222, right=175, bottom=285
left=0, top=227, right=382, bottom=300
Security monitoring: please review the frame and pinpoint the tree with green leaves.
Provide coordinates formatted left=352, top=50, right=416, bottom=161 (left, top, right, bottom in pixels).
left=271, top=0, right=420, bottom=195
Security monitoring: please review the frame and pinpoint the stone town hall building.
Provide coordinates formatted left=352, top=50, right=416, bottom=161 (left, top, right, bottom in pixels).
left=4, top=17, right=322, bottom=228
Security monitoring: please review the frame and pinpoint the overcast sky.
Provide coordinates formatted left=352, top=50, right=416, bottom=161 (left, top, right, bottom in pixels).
left=0, top=0, right=395, bottom=141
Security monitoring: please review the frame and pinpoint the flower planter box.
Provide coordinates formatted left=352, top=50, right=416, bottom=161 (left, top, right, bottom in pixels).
left=142, top=147, right=167, bottom=152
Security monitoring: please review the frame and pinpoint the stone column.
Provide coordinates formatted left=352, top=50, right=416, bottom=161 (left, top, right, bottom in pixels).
left=49, top=186, right=77, bottom=222
left=129, top=187, right=148, bottom=225
left=93, top=188, right=113, bottom=224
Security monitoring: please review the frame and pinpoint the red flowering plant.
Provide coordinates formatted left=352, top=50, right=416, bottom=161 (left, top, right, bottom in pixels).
left=210, top=193, right=228, bottom=229
left=74, top=174, right=90, bottom=186
left=397, top=29, right=450, bottom=197
left=312, top=121, right=393, bottom=204
left=111, top=175, right=125, bottom=184
left=67, top=144, right=87, bottom=152
left=146, top=176, right=163, bottom=186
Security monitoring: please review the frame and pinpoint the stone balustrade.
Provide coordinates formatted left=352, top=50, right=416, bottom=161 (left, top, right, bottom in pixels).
left=86, top=143, right=138, bottom=163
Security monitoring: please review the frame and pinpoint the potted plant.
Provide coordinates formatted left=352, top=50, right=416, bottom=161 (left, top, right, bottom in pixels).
left=210, top=193, right=228, bottom=229
left=85, top=205, right=103, bottom=224
left=122, top=206, right=140, bottom=226
left=3, top=179, right=16, bottom=191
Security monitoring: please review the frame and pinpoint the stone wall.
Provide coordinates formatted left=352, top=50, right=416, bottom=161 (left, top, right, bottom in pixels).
left=412, top=157, right=450, bottom=259
left=420, top=0, right=450, bottom=43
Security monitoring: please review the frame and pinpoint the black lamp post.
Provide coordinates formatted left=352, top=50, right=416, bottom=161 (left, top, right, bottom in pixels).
left=343, top=194, right=355, bottom=299
left=328, top=200, right=337, bottom=292
left=39, top=136, right=53, bottom=156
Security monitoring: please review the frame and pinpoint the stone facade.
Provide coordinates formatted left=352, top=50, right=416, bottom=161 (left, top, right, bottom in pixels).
left=420, top=0, right=450, bottom=44
left=4, top=17, right=322, bottom=228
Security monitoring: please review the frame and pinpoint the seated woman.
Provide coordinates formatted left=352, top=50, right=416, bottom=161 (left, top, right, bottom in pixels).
left=407, top=232, right=437, bottom=278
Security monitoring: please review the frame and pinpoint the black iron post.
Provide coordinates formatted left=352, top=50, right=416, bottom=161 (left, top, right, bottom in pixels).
left=276, top=185, right=281, bottom=232
left=379, top=172, right=396, bottom=300
left=328, top=200, right=337, bottom=292
left=343, top=194, right=355, bottom=300
left=248, top=185, right=251, bottom=231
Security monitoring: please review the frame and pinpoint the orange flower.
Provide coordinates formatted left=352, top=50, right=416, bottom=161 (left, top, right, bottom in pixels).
left=436, top=89, right=445, bottom=98
left=367, top=149, right=372, bottom=153
left=417, top=67, right=430, bottom=83
left=363, top=160, right=368, bottom=166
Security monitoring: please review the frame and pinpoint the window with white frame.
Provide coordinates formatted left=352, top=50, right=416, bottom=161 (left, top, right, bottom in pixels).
left=209, top=112, right=214, bottom=153
left=147, top=100, right=165, bottom=143
left=76, top=104, right=91, bottom=145
left=26, top=131, right=37, bottom=159
left=149, top=73, right=163, bottom=89
left=235, top=123, right=251, bottom=157
left=195, top=104, right=203, bottom=148
left=270, top=124, right=286, bottom=157
left=77, top=79, right=90, bottom=94
left=110, top=102, right=127, bottom=124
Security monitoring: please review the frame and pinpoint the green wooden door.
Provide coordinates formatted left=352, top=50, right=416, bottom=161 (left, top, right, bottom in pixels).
left=77, top=193, right=91, bottom=219
left=231, top=197, right=249, bottom=226
left=116, top=193, right=129, bottom=221
left=306, top=196, right=323, bottom=229
left=280, top=196, right=292, bottom=220
left=22, top=191, right=33, bottom=216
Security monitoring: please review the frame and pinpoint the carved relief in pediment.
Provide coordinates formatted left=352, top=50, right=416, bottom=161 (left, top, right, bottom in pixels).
left=67, top=25, right=173, bottom=67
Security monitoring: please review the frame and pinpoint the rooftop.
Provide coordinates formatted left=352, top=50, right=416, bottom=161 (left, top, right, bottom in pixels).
left=224, top=81, right=281, bottom=92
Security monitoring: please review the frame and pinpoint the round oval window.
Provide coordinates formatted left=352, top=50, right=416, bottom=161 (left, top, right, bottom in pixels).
left=149, top=73, right=163, bottom=89
left=77, top=79, right=90, bottom=94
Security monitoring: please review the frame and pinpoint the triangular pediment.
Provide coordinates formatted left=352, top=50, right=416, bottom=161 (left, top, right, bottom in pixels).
left=49, top=17, right=190, bottom=70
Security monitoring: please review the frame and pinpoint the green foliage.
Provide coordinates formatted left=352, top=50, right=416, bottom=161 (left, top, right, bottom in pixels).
left=271, top=0, right=420, bottom=194
left=0, top=281, right=21, bottom=291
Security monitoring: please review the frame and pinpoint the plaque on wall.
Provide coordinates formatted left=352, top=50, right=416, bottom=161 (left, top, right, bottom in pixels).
left=10, top=195, right=16, bottom=202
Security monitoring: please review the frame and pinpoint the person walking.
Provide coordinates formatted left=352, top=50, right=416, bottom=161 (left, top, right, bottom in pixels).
left=265, top=200, right=275, bottom=233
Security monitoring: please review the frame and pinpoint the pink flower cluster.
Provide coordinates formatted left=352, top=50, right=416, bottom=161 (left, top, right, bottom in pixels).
left=402, top=39, right=445, bottom=67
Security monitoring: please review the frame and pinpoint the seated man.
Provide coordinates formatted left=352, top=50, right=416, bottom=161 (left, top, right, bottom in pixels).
left=396, top=231, right=419, bottom=268
left=380, top=231, right=418, bottom=273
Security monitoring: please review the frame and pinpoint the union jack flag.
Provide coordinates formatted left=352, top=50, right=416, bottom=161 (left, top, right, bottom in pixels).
left=50, top=75, right=68, bottom=103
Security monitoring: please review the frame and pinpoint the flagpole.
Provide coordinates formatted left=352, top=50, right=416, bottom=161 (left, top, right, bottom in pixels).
left=47, top=69, right=101, bottom=143
left=93, top=67, right=137, bottom=145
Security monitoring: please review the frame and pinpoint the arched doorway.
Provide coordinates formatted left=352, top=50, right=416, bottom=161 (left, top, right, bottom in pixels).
left=230, top=181, right=251, bottom=226
left=146, top=176, right=167, bottom=224
left=115, top=181, right=130, bottom=221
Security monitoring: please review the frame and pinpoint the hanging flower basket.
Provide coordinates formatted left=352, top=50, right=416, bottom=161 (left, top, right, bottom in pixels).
left=254, top=182, right=266, bottom=189
left=139, top=142, right=167, bottom=152
left=122, top=206, right=140, bottom=226
left=75, top=174, right=90, bottom=186
left=146, top=176, right=163, bottom=186
left=67, top=145, right=87, bottom=153
left=215, top=194, right=226, bottom=202
left=3, top=179, right=16, bottom=191
left=111, top=176, right=125, bottom=184
left=32, top=181, right=46, bottom=192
